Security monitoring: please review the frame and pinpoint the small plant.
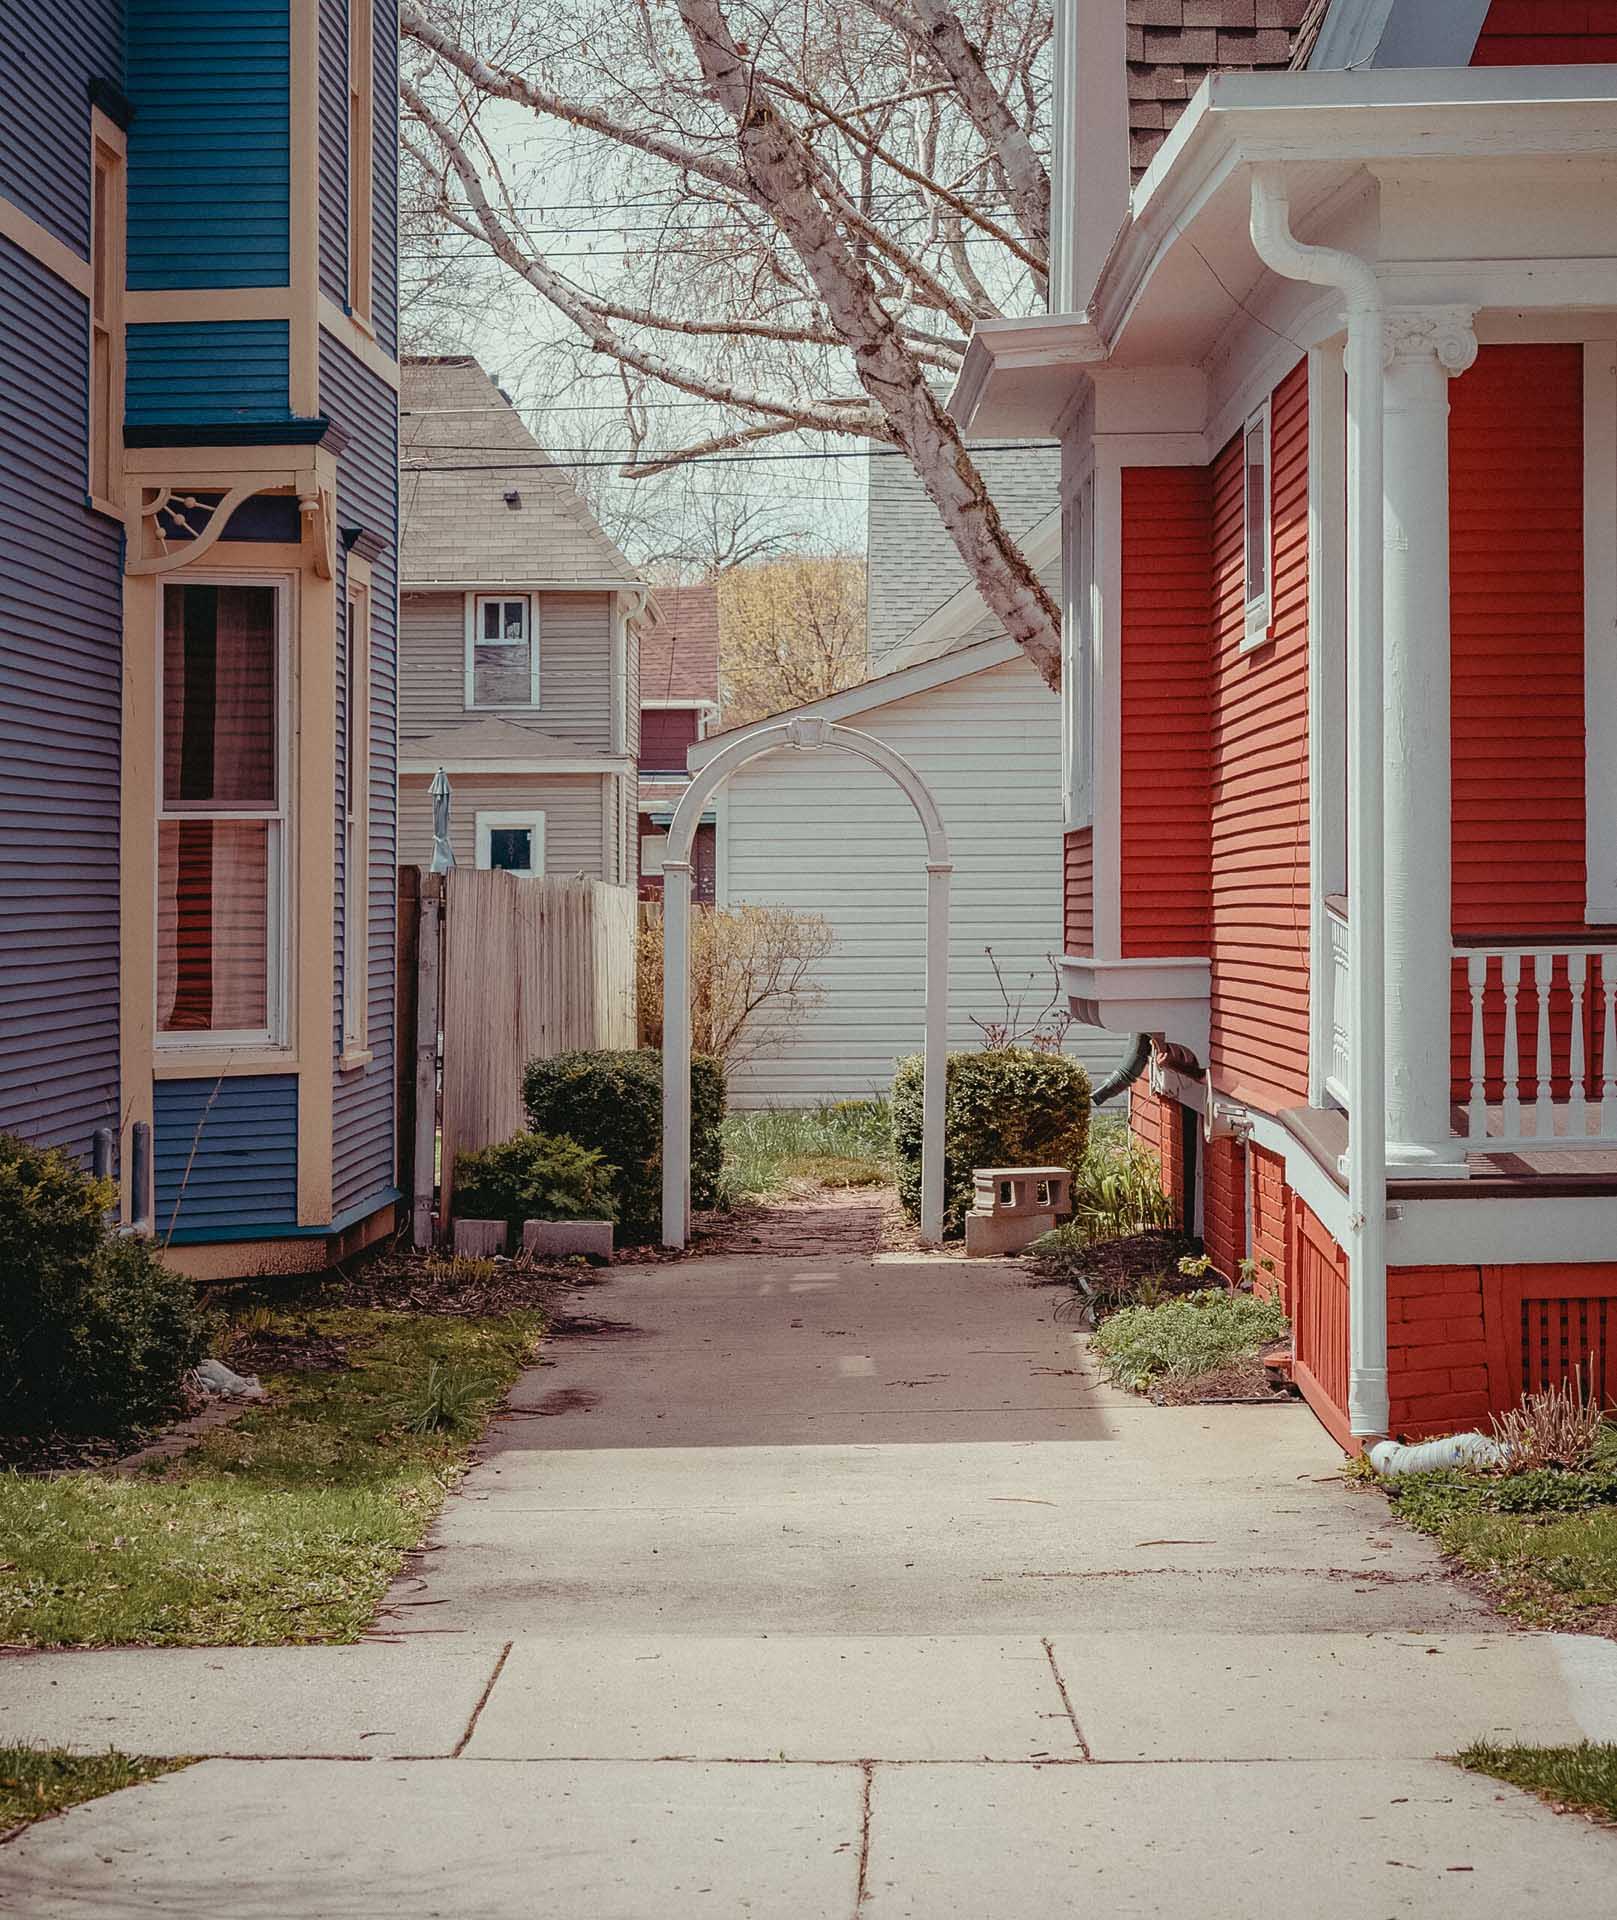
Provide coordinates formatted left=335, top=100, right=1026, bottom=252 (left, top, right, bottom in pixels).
left=1090, top=1289, right=1290, bottom=1395
left=637, top=903, right=834, bottom=1069
left=1490, top=1372, right=1608, bottom=1473
left=397, top=1359, right=483, bottom=1435
left=969, top=951, right=1075, bottom=1055
left=720, top=1101, right=894, bottom=1201
left=454, top=1132, right=618, bottom=1239
left=1071, top=1135, right=1177, bottom=1241
left=421, top=1255, right=497, bottom=1288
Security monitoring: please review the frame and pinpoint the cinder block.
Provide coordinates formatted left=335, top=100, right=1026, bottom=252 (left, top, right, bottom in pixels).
left=453, top=1218, right=508, bottom=1257
left=964, top=1209, right=1056, bottom=1258
left=522, top=1218, right=614, bottom=1261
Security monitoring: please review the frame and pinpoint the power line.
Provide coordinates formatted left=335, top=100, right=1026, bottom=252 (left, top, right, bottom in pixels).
left=402, top=440, right=1051, bottom=472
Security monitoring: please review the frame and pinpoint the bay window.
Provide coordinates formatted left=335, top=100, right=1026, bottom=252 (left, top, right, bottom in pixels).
left=157, top=579, right=287, bottom=1044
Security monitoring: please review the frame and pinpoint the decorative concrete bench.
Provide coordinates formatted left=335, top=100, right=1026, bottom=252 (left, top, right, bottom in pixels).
left=964, top=1167, right=1074, bottom=1256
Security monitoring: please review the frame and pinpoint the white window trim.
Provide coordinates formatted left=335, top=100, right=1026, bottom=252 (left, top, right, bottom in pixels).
left=341, top=561, right=372, bottom=1065
left=1063, top=467, right=1096, bottom=829
left=475, top=809, right=546, bottom=878
left=346, top=0, right=375, bottom=330
left=155, top=571, right=293, bottom=1050
left=1241, top=396, right=1273, bottom=653
left=1587, top=339, right=1617, bottom=924
left=87, top=110, right=126, bottom=518
left=464, top=593, right=541, bottom=709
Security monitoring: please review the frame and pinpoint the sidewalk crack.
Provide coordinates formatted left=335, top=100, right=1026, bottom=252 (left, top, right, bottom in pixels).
left=453, top=1640, right=513, bottom=1757
left=1041, top=1637, right=1092, bottom=1760
left=854, top=1760, right=875, bottom=1915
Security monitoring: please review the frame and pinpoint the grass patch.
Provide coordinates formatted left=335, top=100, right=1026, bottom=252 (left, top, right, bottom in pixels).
left=0, top=1745, right=190, bottom=1836
left=721, top=1102, right=892, bottom=1201
left=1089, top=1289, right=1290, bottom=1395
left=0, top=1307, right=539, bottom=1649
left=1453, top=1740, right=1617, bottom=1824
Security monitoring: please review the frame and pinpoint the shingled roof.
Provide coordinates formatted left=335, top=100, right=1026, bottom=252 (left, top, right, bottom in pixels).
left=400, top=357, right=639, bottom=589
left=1128, top=1, right=1319, bottom=178
left=642, top=582, right=721, bottom=707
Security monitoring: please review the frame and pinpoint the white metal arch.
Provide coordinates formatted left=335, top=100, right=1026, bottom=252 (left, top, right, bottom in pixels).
left=661, top=715, right=953, bottom=1246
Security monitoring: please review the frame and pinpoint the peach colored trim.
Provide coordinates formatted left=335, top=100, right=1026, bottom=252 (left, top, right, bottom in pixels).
left=0, top=192, right=91, bottom=296
left=288, top=0, right=320, bottom=415
left=296, top=552, right=338, bottom=1223
left=153, top=1051, right=300, bottom=1079
left=126, top=288, right=292, bottom=325
left=318, top=297, right=400, bottom=389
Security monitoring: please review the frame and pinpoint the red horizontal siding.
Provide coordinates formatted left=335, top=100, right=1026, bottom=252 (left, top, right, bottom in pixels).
left=1120, top=466, right=1212, bottom=958
left=1209, top=358, right=1311, bottom=1107
left=1064, top=826, right=1094, bottom=956
left=1472, top=0, right=1617, bottom=60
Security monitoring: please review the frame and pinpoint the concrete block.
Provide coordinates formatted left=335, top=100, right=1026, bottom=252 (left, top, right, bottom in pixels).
left=453, top=1217, right=507, bottom=1257
left=965, top=1208, right=1056, bottom=1256
left=522, top=1217, right=614, bottom=1260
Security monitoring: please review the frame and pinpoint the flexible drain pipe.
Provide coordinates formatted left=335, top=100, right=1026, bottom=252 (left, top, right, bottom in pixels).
left=1092, top=1033, right=1151, bottom=1107
left=1249, top=168, right=1389, bottom=1440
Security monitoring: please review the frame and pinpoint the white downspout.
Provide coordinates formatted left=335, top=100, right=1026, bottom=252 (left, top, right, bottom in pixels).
left=1249, top=166, right=1389, bottom=1440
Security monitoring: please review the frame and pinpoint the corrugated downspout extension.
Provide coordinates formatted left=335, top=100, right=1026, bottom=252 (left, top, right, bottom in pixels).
left=1093, top=1033, right=1151, bottom=1106
left=1249, top=166, right=1389, bottom=1441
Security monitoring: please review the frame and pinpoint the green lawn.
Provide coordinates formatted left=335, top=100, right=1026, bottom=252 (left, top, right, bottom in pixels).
left=1454, top=1741, right=1617, bottom=1824
left=0, top=1307, right=540, bottom=1648
left=720, top=1102, right=893, bottom=1201
left=0, top=1745, right=190, bottom=1836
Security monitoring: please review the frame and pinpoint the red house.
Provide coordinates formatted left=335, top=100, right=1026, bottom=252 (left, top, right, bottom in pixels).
left=953, top=0, right=1617, bottom=1447
left=637, top=583, right=722, bottom=903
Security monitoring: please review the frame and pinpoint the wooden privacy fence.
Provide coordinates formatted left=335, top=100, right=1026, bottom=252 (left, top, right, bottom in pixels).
left=425, top=869, right=637, bottom=1230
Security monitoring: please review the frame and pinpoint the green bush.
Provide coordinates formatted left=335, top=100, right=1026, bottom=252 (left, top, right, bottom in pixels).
left=0, top=1132, right=212, bottom=1434
left=1090, top=1289, right=1289, bottom=1395
left=891, top=1047, right=1091, bottom=1238
left=453, top=1132, right=618, bottom=1237
left=522, top=1048, right=726, bottom=1242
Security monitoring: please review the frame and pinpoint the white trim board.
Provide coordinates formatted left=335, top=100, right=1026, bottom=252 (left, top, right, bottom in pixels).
left=399, top=759, right=628, bottom=777
left=474, top=809, right=546, bottom=878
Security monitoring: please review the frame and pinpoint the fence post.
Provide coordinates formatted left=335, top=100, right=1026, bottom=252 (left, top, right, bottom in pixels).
left=412, top=872, right=443, bottom=1249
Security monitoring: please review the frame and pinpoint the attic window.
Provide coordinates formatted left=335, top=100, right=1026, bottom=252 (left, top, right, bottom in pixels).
left=467, top=595, right=540, bottom=708
left=1242, top=398, right=1272, bottom=650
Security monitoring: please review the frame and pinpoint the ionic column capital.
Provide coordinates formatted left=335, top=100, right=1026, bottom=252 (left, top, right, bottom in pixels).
left=1382, top=304, right=1479, bottom=377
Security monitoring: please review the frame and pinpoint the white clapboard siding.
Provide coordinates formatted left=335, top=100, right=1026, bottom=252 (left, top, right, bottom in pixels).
left=718, top=657, right=1127, bottom=1107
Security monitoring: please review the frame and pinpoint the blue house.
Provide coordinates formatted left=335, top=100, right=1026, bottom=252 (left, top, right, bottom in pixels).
left=1, top=0, right=401, bottom=1276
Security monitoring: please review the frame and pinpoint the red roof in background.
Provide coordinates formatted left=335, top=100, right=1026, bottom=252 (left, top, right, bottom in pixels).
left=643, top=583, right=721, bottom=707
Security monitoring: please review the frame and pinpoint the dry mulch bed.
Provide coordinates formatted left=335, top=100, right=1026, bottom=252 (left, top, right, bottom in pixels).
left=1022, top=1229, right=1201, bottom=1291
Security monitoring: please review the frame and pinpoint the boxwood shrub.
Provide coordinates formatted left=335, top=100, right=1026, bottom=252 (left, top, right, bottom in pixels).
left=453, top=1132, right=619, bottom=1238
left=522, top=1048, right=726, bottom=1242
left=891, top=1047, right=1091, bottom=1238
left=0, top=1131, right=212, bottom=1435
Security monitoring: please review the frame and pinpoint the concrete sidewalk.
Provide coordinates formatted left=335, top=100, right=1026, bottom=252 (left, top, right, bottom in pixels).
left=4, top=1254, right=1615, bottom=1915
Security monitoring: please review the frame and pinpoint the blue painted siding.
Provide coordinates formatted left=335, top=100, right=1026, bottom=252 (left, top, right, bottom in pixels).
left=318, top=0, right=349, bottom=305
left=323, top=332, right=399, bottom=1216
left=154, top=1075, right=298, bottom=1237
left=125, top=320, right=292, bottom=427
left=126, top=0, right=291, bottom=289
left=0, top=237, right=124, bottom=1162
left=0, top=0, right=122, bottom=255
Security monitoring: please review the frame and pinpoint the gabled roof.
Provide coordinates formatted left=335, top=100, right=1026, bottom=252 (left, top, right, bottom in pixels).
left=398, top=714, right=628, bottom=773
left=642, top=583, right=721, bottom=706
left=1127, top=2, right=1317, bottom=178
left=879, top=509, right=1062, bottom=676
left=400, top=357, right=640, bottom=591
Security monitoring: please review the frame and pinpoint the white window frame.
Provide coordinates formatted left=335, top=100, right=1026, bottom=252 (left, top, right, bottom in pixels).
left=1062, top=468, right=1095, bottom=828
left=341, top=562, right=372, bottom=1063
left=88, top=110, right=126, bottom=516
left=464, top=593, right=540, bottom=709
left=1241, top=396, right=1273, bottom=652
left=1586, top=339, right=1617, bottom=924
left=475, top=809, right=546, bottom=878
left=155, top=572, right=293, bottom=1050
left=346, top=0, right=375, bottom=329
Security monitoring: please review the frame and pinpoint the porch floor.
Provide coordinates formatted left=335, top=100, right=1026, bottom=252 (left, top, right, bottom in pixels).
left=1281, top=1105, right=1617, bottom=1198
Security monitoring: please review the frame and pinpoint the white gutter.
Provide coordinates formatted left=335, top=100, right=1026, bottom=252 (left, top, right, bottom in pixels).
left=1249, top=166, right=1389, bottom=1441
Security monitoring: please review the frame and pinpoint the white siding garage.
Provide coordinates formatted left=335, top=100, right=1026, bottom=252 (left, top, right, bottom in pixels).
left=706, top=640, right=1127, bottom=1107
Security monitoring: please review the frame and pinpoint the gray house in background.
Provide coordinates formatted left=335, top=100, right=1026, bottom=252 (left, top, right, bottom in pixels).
left=398, top=359, right=650, bottom=882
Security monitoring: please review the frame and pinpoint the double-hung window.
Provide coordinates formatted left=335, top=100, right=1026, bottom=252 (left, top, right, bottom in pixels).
left=342, top=571, right=372, bottom=1059
left=88, top=114, right=125, bottom=511
left=467, top=593, right=539, bottom=707
left=1242, top=398, right=1272, bottom=649
left=157, top=580, right=288, bottom=1045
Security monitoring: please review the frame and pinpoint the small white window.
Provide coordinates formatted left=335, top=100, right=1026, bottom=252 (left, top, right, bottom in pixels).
left=475, top=810, right=545, bottom=878
left=466, top=594, right=539, bottom=708
left=640, top=832, right=668, bottom=877
left=1242, top=398, right=1272, bottom=650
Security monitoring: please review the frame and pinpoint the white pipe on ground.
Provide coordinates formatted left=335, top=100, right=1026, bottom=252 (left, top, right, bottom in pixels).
left=1249, top=166, right=1389, bottom=1440
left=1368, top=1433, right=1505, bottom=1477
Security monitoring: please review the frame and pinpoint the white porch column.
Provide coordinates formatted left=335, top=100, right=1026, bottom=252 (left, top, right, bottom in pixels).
left=1381, top=304, right=1476, bottom=1173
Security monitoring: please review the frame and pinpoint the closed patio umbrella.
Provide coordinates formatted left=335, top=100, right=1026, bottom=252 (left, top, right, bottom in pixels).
left=429, top=766, right=456, bottom=872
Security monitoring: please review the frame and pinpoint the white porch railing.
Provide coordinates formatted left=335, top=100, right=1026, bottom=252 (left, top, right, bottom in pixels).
left=1459, top=946, right=1617, bottom=1149
left=1325, top=899, right=1350, bottom=1108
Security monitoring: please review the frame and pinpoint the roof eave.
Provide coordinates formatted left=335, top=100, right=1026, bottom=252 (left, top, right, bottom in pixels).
left=946, top=314, right=1104, bottom=439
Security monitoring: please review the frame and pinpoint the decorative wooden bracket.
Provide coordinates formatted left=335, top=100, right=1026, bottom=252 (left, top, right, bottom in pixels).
left=297, top=472, right=336, bottom=580
left=128, top=483, right=259, bottom=575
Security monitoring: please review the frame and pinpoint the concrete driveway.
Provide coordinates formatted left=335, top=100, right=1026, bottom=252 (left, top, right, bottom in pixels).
left=5, top=1251, right=1616, bottom=1916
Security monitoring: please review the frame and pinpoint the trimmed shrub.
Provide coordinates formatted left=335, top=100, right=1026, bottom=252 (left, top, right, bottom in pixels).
left=891, top=1047, right=1091, bottom=1238
left=453, top=1132, right=618, bottom=1239
left=0, top=1131, right=212, bottom=1434
left=522, top=1049, right=726, bottom=1242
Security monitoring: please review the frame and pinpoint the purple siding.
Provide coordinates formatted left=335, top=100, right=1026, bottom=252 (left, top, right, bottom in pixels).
left=318, top=0, right=348, bottom=306
left=0, top=237, right=123, bottom=1158
left=0, top=0, right=122, bottom=254
left=322, top=330, right=400, bottom=1214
